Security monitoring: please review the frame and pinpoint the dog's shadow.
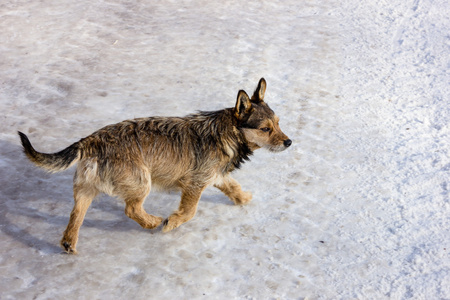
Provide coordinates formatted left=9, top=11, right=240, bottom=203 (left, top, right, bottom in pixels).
left=0, top=139, right=233, bottom=254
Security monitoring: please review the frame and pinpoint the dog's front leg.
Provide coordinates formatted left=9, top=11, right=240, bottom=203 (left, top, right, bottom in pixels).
left=214, top=175, right=252, bottom=205
left=162, top=186, right=205, bottom=232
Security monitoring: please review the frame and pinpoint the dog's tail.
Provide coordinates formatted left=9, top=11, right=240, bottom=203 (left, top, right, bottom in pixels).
left=18, top=131, right=81, bottom=173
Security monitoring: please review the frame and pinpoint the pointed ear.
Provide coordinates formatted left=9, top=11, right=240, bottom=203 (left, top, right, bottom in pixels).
left=234, top=90, right=252, bottom=120
left=251, top=78, right=266, bottom=103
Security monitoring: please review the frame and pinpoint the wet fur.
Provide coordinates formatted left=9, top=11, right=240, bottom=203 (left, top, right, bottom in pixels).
left=18, top=78, right=291, bottom=254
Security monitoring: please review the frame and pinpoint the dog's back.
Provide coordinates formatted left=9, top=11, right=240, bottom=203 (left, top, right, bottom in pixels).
left=72, top=110, right=251, bottom=191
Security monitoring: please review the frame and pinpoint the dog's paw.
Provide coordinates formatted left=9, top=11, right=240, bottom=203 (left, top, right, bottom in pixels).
left=149, top=216, right=164, bottom=229
left=233, top=191, right=252, bottom=205
left=60, top=240, right=78, bottom=255
left=162, top=215, right=182, bottom=233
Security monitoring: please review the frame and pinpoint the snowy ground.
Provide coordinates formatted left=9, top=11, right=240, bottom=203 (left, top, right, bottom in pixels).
left=1, top=0, right=449, bottom=299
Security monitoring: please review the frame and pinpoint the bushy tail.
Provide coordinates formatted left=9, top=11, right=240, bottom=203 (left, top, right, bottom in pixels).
left=18, top=131, right=80, bottom=173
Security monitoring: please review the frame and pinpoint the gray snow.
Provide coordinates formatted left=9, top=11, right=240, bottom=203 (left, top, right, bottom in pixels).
left=1, top=0, right=449, bottom=299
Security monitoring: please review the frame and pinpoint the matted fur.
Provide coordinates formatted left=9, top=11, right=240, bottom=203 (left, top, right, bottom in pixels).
left=18, top=78, right=291, bottom=254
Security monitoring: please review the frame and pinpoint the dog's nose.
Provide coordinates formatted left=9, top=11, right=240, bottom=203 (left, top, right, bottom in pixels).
left=284, top=139, right=292, bottom=147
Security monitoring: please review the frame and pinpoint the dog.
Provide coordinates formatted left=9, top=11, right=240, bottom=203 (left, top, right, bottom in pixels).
left=18, top=78, right=291, bottom=254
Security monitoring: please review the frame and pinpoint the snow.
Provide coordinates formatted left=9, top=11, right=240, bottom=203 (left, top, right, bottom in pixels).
left=1, top=0, right=448, bottom=299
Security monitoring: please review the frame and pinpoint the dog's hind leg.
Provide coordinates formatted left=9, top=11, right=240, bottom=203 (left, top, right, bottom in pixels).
left=116, top=168, right=163, bottom=229
left=214, top=175, right=252, bottom=205
left=162, top=186, right=205, bottom=233
left=124, top=196, right=164, bottom=229
left=60, top=184, right=98, bottom=254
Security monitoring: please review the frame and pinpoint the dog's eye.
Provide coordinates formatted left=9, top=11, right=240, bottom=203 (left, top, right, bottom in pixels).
left=260, top=127, right=270, bottom=132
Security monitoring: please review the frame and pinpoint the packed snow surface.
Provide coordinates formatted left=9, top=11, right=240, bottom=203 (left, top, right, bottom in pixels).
left=1, top=0, right=448, bottom=299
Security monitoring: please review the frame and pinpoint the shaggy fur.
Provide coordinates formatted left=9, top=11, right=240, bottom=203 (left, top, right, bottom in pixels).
left=18, top=78, right=291, bottom=254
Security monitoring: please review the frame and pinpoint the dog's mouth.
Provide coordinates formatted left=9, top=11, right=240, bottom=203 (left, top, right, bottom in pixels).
left=267, top=139, right=292, bottom=152
left=267, top=145, right=290, bottom=152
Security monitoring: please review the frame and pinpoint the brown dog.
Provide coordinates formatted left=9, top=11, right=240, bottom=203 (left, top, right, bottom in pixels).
left=19, top=78, right=291, bottom=254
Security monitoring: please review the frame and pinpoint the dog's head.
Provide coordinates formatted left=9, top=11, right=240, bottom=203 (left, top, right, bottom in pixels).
left=235, top=78, right=291, bottom=152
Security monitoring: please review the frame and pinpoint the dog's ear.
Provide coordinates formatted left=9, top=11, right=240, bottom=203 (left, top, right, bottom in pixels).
left=234, top=90, right=252, bottom=120
left=251, top=78, right=266, bottom=103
